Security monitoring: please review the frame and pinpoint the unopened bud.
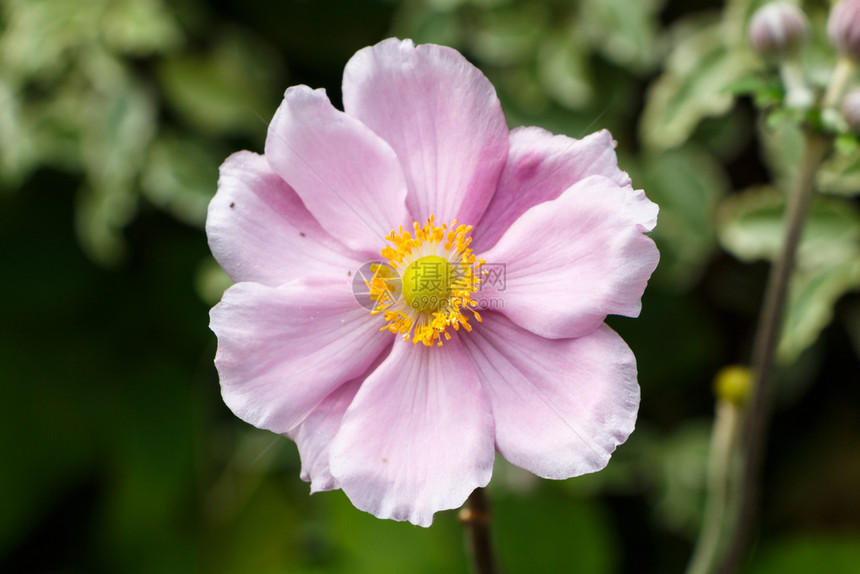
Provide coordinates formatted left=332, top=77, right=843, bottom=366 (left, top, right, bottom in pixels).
left=829, top=0, right=860, bottom=61
left=842, top=87, right=860, bottom=129
left=713, top=365, right=751, bottom=406
left=749, top=2, right=810, bottom=58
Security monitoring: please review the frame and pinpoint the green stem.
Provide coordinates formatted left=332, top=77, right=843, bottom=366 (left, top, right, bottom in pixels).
left=716, top=132, right=830, bottom=574
left=686, top=399, right=744, bottom=574
left=722, top=0, right=753, bottom=48
left=779, top=59, right=813, bottom=110
left=460, top=487, right=498, bottom=574
left=824, top=58, right=856, bottom=110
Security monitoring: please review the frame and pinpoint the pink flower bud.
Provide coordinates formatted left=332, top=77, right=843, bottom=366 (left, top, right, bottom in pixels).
left=842, top=87, right=860, bottom=129
left=749, top=2, right=810, bottom=57
left=829, top=0, right=860, bottom=60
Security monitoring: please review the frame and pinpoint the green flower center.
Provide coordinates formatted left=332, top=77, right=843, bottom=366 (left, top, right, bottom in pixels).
left=401, top=255, right=453, bottom=313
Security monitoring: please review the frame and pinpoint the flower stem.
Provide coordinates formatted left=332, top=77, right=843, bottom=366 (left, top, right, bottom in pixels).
left=823, top=57, right=856, bottom=110
left=716, top=131, right=830, bottom=574
left=722, top=0, right=753, bottom=48
left=460, top=487, right=498, bottom=574
left=686, top=398, right=744, bottom=574
left=779, top=59, right=813, bottom=110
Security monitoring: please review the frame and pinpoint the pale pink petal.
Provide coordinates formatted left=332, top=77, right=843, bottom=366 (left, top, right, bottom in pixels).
left=210, top=281, right=390, bottom=434
left=342, top=38, right=508, bottom=225
left=460, top=313, right=639, bottom=478
left=265, top=85, right=410, bottom=254
left=207, top=151, right=365, bottom=285
left=287, top=376, right=363, bottom=494
left=473, top=126, right=633, bottom=252
left=286, top=349, right=391, bottom=494
left=476, top=175, right=659, bottom=339
left=328, top=339, right=495, bottom=527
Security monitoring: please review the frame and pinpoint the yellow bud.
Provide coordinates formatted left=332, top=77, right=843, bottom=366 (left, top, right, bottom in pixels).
left=713, top=365, right=752, bottom=406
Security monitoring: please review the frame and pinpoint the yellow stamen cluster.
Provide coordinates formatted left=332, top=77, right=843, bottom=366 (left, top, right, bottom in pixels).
left=367, top=216, right=485, bottom=347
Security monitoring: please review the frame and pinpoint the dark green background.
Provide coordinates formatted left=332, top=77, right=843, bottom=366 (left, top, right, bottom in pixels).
left=1, top=0, right=858, bottom=572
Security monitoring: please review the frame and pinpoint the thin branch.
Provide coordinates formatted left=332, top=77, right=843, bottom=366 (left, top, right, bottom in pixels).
left=717, top=131, right=830, bottom=574
left=460, top=487, right=498, bottom=574
left=686, top=399, right=744, bottom=574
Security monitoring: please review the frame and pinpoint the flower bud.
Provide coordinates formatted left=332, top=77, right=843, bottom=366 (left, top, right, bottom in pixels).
left=842, top=87, right=860, bottom=129
left=713, top=365, right=751, bottom=406
left=749, top=2, right=810, bottom=58
left=829, top=0, right=860, bottom=60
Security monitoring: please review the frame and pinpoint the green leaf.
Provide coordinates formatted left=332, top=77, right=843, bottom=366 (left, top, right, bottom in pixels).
left=641, top=146, right=729, bottom=291
left=640, top=17, right=759, bottom=150
left=724, top=74, right=783, bottom=107
left=0, top=74, right=35, bottom=185
left=101, top=0, right=183, bottom=55
left=536, top=32, right=592, bottom=110
left=470, top=3, right=548, bottom=66
left=157, top=29, right=282, bottom=136
left=647, top=422, right=712, bottom=536
left=80, top=58, right=157, bottom=189
left=1, top=0, right=181, bottom=76
left=799, top=201, right=860, bottom=269
left=75, top=67, right=157, bottom=265
left=0, top=0, right=104, bottom=78
left=817, top=143, right=860, bottom=197
left=759, top=116, right=805, bottom=192
left=718, top=187, right=860, bottom=362
left=578, top=0, right=665, bottom=72
left=657, top=426, right=712, bottom=536
left=141, top=134, right=221, bottom=227
left=76, top=182, right=136, bottom=265
left=195, top=257, right=233, bottom=304
left=717, top=188, right=860, bottom=269
left=493, top=66, right=552, bottom=118
left=390, top=4, right=463, bottom=48
left=779, top=258, right=860, bottom=364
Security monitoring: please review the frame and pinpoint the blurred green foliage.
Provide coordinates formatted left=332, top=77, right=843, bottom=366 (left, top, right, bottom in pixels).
left=1, top=0, right=859, bottom=573
left=0, top=0, right=280, bottom=264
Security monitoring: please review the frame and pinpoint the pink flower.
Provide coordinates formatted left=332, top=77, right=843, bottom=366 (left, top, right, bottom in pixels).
left=748, top=2, right=809, bottom=57
left=829, top=0, right=860, bottom=60
left=207, top=38, right=658, bottom=526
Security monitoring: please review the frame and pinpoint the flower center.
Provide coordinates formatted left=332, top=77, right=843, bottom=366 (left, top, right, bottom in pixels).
left=401, top=255, right=453, bottom=313
left=367, top=216, right=484, bottom=347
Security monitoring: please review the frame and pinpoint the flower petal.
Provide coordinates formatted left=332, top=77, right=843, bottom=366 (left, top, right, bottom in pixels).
left=476, top=175, right=659, bottom=339
left=329, top=339, right=495, bottom=526
left=207, top=151, right=365, bottom=285
left=460, top=313, right=639, bottom=479
left=342, top=38, right=508, bottom=225
left=211, top=281, right=390, bottom=434
left=265, top=85, right=410, bottom=255
left=287, top=376, right=363, bottom=494
left=473, top=126, right=633, bottom=252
